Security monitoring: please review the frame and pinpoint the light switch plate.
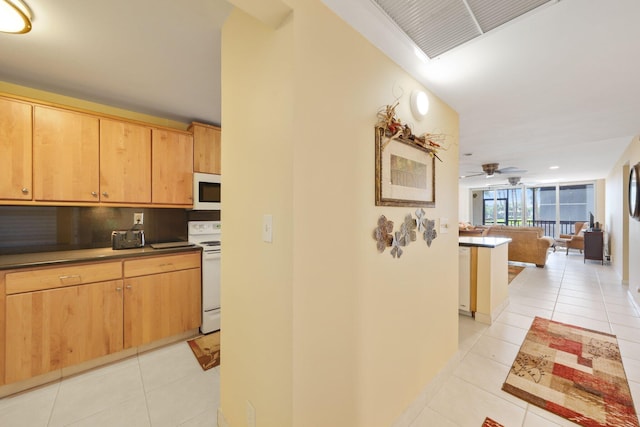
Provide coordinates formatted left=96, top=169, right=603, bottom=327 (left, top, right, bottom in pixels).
left=263, top=214, right=273, bottom=243
left=439, top=217, right=449, bottom=234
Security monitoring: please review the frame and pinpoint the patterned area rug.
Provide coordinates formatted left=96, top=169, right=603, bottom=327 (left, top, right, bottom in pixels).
left=502, top=317, right=639, bottom=427
left=187, top=331, right=220, bottom=371
left=508, top=264, right=525, bottom=284
left=482, top=417, right=504, bottom=427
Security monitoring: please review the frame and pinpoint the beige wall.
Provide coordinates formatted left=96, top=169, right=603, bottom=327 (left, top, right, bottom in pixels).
left=221, top=0, right=459, bottom=426
left=220, top=7, right=295, bottom=427
left=606, top=136, right=640, bottom=289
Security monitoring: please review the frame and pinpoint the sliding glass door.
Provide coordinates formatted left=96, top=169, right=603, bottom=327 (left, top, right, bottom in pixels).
left=475, top=183, right=594, bottom=237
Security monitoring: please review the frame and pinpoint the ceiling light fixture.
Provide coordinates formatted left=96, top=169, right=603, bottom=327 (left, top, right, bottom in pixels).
left=0, top=0, right=32, bottom=34
left=410, top=89, right=429, bottom=120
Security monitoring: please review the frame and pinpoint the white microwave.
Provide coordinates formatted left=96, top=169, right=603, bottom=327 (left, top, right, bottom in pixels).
left=193, top=172, right=221, bottom=210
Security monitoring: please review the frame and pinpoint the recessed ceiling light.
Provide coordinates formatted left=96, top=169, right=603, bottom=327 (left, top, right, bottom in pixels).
left=549, top=166, right=559, bottom=170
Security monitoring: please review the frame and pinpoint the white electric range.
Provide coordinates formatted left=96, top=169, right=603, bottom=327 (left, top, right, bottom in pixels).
left=188, top=221, right=221, bottom=334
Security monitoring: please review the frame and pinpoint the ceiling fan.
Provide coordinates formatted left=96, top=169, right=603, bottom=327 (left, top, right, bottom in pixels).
left=461, top=163, right=527, bottom=179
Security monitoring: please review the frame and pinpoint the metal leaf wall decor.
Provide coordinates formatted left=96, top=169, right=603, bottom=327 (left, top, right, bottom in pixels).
left=373, top=211, right=438, bottom=257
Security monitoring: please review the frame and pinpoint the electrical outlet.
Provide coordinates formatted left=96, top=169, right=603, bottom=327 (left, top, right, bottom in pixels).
left=246, top=401, right=256, bottom=427
left=133, top=213, right=144, bottom=225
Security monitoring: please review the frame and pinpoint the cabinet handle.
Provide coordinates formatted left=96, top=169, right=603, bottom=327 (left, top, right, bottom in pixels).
left=91, top=191, right=98, bottom=197
left=21, top=188, right=29, bottom=194
left=126, top=285, right=132, bottom=289
left=59, top=274, right=81, bottom=283
left=102, top=191, right=109, bottom=197
left=116, top=287, right=122, bottom=292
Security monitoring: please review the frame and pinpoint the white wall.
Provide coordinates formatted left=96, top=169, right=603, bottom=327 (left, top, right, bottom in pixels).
left=607, top=136, right=640, bottom=289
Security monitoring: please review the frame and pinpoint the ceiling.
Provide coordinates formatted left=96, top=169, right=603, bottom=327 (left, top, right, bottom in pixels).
left=1, top=0, right=639, bottom=189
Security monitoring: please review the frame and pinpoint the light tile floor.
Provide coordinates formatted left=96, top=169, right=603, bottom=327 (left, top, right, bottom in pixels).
left=0, top=338, right=220, bottom=426
left=1, top=251, right=639, bottom=427
left=410, top=251, right=640, bottom=427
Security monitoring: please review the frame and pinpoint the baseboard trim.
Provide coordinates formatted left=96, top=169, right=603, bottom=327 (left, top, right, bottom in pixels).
left=218, top=407, right=230, bottom=427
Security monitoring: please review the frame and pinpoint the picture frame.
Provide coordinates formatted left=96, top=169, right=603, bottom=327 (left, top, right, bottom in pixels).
left=375, top=126, right=435, bottom=207
left=628, top=162, right=640, bottom=220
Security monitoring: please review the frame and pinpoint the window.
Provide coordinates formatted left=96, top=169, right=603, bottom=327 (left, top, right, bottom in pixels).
left=474, top=183, right=594, bottom=237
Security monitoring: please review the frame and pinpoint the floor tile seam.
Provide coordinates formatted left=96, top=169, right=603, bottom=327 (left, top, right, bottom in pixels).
left=478, top=323, right=527, bottom=347
left=421, top=404, right=460, bottom=427
left=506, top=300, right=555, bottom=312
left=176, top=407, right=216, bottom=426
left=609, top=318, right=640, bottom=328
left=142, top=368, right=204, bottom=395
left=467, top=346, right=517, bottom=369
left=448, top=370, right=528, bottom=411
left=595, top=270, right=616, bottom=328
left=44, top=380, right=62, bottom=427
left=552, top=309, right=609, bottom=323
left=626, top=288, right=640, bottom=316
left=133, top=355, right=154, bottom=426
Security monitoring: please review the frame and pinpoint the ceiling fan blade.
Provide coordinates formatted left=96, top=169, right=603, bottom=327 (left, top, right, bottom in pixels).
left=460, top=172, right=485, bottom=178
left=496, top=166, right=527, bottom=174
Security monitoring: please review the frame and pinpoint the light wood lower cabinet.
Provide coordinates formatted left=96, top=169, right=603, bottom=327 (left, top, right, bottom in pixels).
left=124, top=268, right=201, bottom=348
left=5, top=280, right=124, bottom=384
left=2, top=252, right=201, bottom=385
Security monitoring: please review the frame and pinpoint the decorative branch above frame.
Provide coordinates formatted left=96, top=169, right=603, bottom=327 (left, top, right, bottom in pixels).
left=375, top=125, right=435, bottom=207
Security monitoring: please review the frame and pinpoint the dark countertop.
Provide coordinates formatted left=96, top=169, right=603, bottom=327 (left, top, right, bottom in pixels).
left=0, top=244, right=201, bottom=270
left=458, top=236, right=512, bottom=248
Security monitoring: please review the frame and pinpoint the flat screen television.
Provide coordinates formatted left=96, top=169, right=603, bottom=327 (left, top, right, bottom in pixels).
left=589, top=212, right=595, bottom=230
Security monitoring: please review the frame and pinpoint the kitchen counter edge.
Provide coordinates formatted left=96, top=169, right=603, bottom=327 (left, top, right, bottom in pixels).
left=0, top=245, right=202, bottom=270
left=458, top=236, right=512, bottom=248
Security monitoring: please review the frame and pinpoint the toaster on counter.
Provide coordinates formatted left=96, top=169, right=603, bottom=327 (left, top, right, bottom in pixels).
left=111, top=230, right=145, bottom=250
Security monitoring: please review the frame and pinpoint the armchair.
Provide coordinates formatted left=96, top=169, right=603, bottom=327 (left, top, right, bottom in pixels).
left=559, top=221, right=588, bottom=254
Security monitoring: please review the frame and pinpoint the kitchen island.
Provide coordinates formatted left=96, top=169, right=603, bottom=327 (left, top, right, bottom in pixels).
left=459, top=236, right=511, bottom=324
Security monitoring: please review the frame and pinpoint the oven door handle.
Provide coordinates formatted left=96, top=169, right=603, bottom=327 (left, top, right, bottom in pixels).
left=204, top=252, right=221, bottom=260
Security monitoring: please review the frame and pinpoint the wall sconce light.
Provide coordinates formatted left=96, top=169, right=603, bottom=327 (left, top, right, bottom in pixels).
left=0, top=0, right=32, bottom=34
left=410, top=89, right=429, bottom=121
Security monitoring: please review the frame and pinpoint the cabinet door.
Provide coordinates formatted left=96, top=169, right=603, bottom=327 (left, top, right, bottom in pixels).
left=33, top=106, right=100, bottom=202
left=124, top=268, right=201, bottom=348
left=100, top=119, right=152, bottom=203
left=5, top=280, right=123, bottom=383
left=0, top=98, right=32, bottom=200
left=151, top=129, right=193, bottom=205
left=191, top=123, right=221, bottom=174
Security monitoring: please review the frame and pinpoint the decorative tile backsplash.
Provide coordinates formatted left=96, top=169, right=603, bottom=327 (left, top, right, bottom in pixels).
left=0, top=206, right=219, bottom=255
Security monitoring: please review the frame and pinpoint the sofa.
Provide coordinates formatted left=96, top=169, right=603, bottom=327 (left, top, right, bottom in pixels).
left=484, top=226, right=554, bottom=267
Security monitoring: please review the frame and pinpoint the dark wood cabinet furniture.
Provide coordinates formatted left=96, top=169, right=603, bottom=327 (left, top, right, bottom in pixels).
left=584, top=231, right=604, bottom=264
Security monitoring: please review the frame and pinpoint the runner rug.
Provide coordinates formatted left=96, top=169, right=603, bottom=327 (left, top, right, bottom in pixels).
left=502, top=316, right=639, bottom=427
left=187, top=331, right=220, bottom=371
left=481, top=417, right=504, bottom=427
left=507, top=264, right=525, bottom=284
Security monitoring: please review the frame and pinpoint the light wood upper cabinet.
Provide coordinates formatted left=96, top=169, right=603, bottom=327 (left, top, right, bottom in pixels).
left=190, top=122, right=221, bottom=174
left=152, top=129, right=193, bottom=205
left=33, top=106, right=100, bottom=202
left=0, top=98, right=32, bottom=200
left=100, top=119, right=152, bottom=203
left=5, top=280, right=124, bottom=383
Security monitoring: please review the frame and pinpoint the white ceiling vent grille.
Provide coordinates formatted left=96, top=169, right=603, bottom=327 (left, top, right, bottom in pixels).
left=372, top=0, right=555, bottom=58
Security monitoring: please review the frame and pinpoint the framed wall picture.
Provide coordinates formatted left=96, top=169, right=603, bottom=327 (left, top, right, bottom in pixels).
left=375, top=126, right=435, bottom=207
left=629, top=162, right=640, bottom=220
